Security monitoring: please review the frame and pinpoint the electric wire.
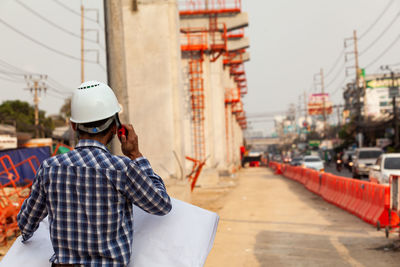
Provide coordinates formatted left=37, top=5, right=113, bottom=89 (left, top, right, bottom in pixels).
left=0, top=17, right=97, bottom=63
left=360, top=11, right=400, bottom=56
left=325, top=49, right=345, bottom=78
left=0, top=58, right=73, bottom=96
left=331, top=76, right=347, bottom=97
left=325, top=61, right=346, bottom=89
left=52, top=0, right=104, bottom=29
left=365, top=34, right=400, bottom=69
left=15, top=0, right=101, bottom=46
left=0, top=74, right=24, bottom=83
left=359, top=0, right=395, bottom=40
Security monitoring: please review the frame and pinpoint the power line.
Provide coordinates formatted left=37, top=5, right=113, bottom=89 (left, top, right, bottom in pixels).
left=0, top=73, right=24, bottom=83
left=15, top=0, right=101, bottom=46
left=0, top=17, right=97, bottom=63
left=331, top=76, right=347, bottom=97
left=325, top=61, right=345, bottom=90
left=0, top=57, right=73, bottom=96
left=52, top=0, right=104, bottom=29
left=359, top=0, right=395, bottom=40
left=325, top=49, right=345, bottom=78
left=365, top=34, right=400, bottom=69
left=47, top=86, right=72, bottom=96
left=359, top=11, right=400, bottom=56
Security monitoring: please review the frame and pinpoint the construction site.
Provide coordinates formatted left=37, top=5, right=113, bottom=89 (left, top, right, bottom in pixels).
left=108, top=0, right=250, bottom=201
left=1, top=0, right=400, bottom=266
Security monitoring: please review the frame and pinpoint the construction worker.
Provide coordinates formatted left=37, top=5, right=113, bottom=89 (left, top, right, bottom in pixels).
left=17, top=81, right=172, bottom=266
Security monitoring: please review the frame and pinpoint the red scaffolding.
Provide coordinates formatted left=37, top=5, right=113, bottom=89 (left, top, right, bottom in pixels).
left=180, top=0, right=247, bottom=184
left=179, top=0, right=241, bottom=15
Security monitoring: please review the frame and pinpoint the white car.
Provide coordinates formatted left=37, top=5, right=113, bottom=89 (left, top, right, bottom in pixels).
left=369, top=153, right=400, bottom=184
left=302, top=156, right=324, bottom=172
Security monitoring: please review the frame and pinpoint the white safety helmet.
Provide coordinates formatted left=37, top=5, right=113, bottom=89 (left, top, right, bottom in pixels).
left=70, top=81, right=121, bottom=124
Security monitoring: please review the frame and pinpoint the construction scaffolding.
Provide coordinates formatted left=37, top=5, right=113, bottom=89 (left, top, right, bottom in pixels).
left=179, top=0, right=241, bottom=15
left=180, top=0, right=248, bottom=182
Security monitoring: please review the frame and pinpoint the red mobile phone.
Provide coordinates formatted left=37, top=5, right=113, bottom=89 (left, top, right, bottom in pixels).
left=118, top=125, right=127, bottom=141
left=116, top=115, right=128, bottom=141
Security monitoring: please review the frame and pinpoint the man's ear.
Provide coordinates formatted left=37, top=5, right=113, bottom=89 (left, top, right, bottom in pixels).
left=70, top=122, right=77, bottom=131
left=111, top=123, right=117, bottom=134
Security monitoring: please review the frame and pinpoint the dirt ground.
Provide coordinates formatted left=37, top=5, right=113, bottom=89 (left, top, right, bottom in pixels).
left=191, top=167, right=400, bottom=267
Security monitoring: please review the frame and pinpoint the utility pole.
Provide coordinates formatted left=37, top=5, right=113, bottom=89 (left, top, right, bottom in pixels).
left=81, top=1, right=84, bottom=83
left=336, top=105, right=341, bottom=127
left=304, top=90, right=308, bottom=122
left=25, top=75, right=47, bottom=138
left=345, top=30, right=362, bottom=146
left=104, top=0, right=129, bottom=155
left=353, top=30, right=361, bottom=122
left=320, top=68, right=327, bottom=135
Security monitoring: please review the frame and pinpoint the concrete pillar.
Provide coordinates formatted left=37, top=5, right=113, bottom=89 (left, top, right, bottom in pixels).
left=121, top=0, right=187, bottom=191
left=209, top=57, right=228, bottom=172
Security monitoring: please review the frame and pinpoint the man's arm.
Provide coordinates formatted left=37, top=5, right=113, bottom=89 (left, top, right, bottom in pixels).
left=126, top=158, right=172, bottom=215
left=120, top=124, right=172, bottom=215
left=17, top=166, right=48, bottom=242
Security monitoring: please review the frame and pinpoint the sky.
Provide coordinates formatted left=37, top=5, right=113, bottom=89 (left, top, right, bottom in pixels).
left=0, top=0, right=106, bottom=116
left=0, top=0, right=399, bottom=135
left=242, top=0, right=400, bottom=136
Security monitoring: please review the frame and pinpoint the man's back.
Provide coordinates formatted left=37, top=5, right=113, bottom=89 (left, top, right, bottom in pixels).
left=18, top=139, right=172, bottom=266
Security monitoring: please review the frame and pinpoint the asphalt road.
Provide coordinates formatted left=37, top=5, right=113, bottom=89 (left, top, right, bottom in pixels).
left=201, top=168, right=400, bottom=267
left=324, top=165, right=370, bottom=181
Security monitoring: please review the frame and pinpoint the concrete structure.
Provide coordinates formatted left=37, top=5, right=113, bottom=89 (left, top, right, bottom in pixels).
left=117, top=0, right=189, bottom=200
left=104, top=0, right=249, bottom=198
left=179, top=1, right=249, bottom=184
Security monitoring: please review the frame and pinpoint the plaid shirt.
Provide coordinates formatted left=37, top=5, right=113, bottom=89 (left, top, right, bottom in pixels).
left=17, top=139, right=172, bottom=266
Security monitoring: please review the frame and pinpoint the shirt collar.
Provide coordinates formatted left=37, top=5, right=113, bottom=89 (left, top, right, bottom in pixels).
left=75, top=139, right=110, bottom=153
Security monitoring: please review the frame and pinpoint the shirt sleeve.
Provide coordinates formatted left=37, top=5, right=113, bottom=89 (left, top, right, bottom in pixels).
left=17, top=166, right=48, bottom=242
left=124, top=157, right=172, bottom=216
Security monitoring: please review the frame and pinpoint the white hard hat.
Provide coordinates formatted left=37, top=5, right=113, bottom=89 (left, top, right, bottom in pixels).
left=70, top=81, right=121, bottom=123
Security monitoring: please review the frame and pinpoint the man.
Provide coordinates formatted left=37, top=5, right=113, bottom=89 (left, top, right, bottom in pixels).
left=17, top=81, right=172, bottom=267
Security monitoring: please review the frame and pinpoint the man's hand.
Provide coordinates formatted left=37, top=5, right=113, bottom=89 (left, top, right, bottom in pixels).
left=120, top=124, right=143, bottom=160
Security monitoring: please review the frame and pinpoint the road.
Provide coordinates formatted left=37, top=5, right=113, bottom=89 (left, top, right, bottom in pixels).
left=325, top=165, right=371, bottom=181
left=192, top=167, right=400, bottom=267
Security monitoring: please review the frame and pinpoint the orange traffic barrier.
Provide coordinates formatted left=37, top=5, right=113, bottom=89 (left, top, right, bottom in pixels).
left=279, top=165, right=399, bottom=230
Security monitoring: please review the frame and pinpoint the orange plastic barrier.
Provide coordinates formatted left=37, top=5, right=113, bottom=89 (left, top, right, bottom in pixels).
left=268, top=161, right=282, bottom=175
left=278, top=167, right=399, bottom=230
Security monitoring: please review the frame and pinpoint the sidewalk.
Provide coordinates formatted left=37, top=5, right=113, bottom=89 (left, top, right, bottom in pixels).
left=201, top=168, right=400, bottom=267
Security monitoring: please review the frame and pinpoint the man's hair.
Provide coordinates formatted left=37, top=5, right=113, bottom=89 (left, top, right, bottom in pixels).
left=77, top=117, right=116, bottom=137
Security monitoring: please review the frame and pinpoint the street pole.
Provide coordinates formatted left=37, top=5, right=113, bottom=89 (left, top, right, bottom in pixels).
left=81, top=1, right=84, bottom=83
left=336, top=105, right=341, bottom=128
left=320, top=68, right=327, bottom=136
left=392, top=71, right=399, bottom=148
left=33, top=80, right=39, bottom=138
left=353, top=30, right=363, bottom=147
left=104, top=0, right=129, bottom=155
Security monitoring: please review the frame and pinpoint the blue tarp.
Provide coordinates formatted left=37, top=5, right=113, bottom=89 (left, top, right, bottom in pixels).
left=0, top=147, right=51, bottom=185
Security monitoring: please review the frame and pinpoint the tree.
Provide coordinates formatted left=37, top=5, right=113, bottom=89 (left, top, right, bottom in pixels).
left=59, top=98, right=71, bottom=121
left=0, top=100, right=54, bottom=137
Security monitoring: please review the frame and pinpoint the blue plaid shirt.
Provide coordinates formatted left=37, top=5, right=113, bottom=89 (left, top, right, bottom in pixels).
left=17, top=139, right=172, bottom=266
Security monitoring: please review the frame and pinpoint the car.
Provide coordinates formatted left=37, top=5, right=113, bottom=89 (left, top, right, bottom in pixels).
left=342, top=150, right=355, bottom=171
left=369, top=153, right=400, bottom=184
left=290, top=157, right=303, bottom=166
left=352, top=147, right=383, bottom=179
left=301, top=155, right=324, bottom=172
left=272, top=154, right=282, bottom=162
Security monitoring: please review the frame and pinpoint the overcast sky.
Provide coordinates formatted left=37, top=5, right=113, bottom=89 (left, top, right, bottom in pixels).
left=0, top=0, right=106, bottom=116
left=242, top=0, right=400, bottom=135
left=0, top=0, right=399, bottom=136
